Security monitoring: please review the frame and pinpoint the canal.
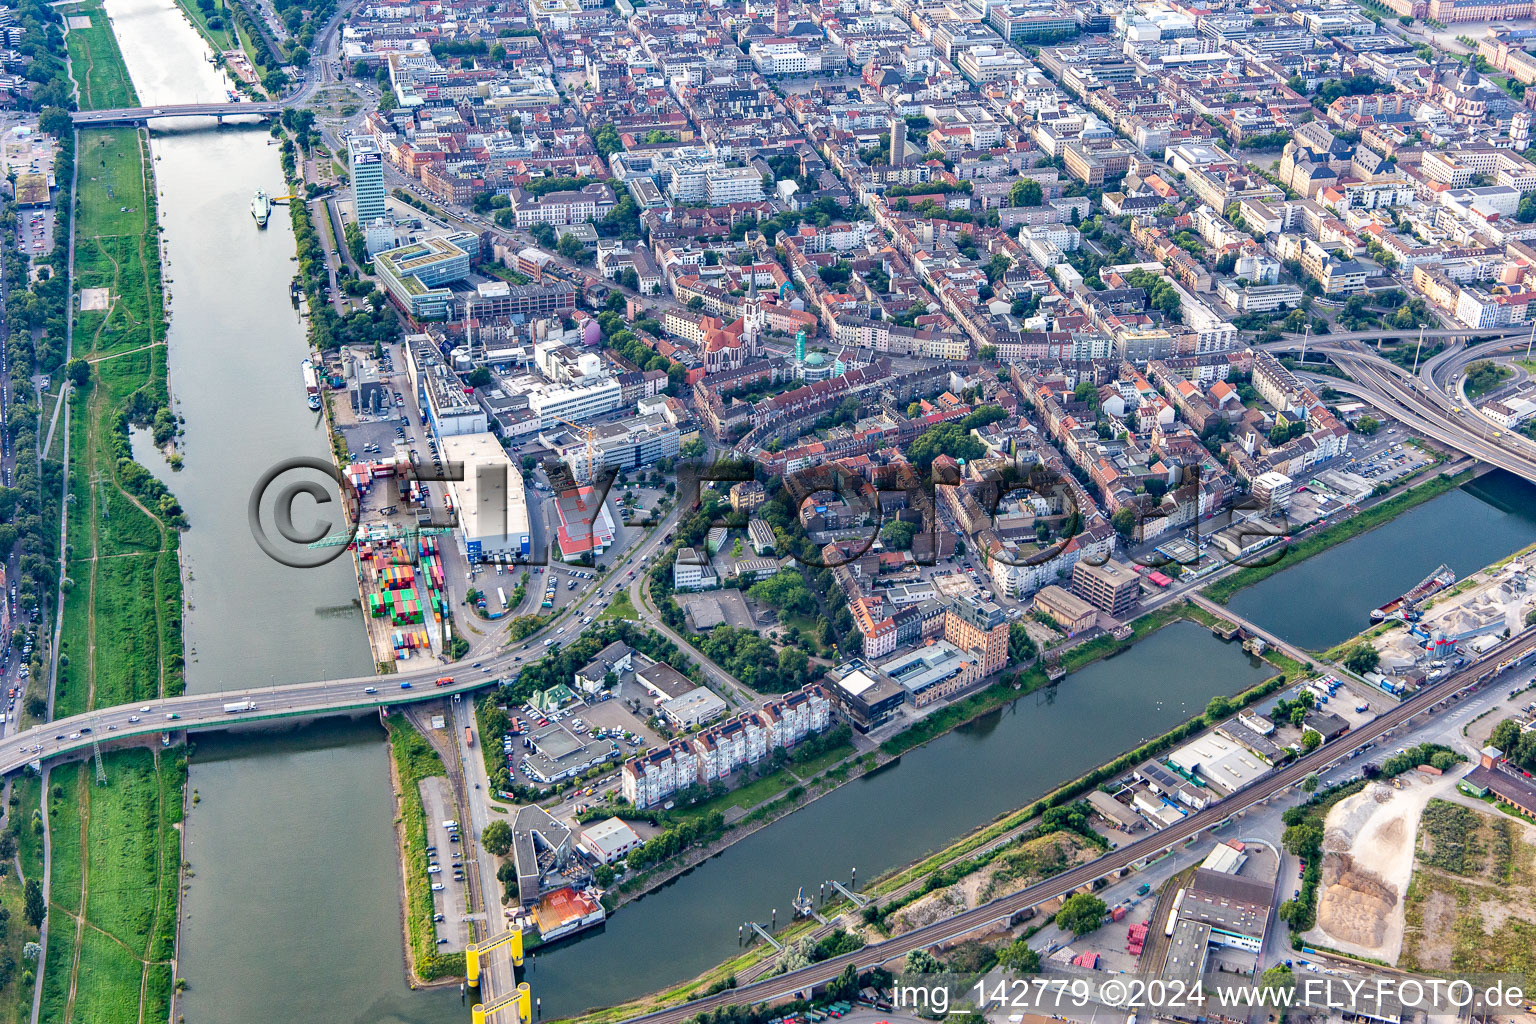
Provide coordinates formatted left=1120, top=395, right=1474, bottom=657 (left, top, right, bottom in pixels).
left=1226, top=470, right=1536, bottom=651
left=102, top=0, right=463, bottom=1020
left=529, top=619, right=1272, bottom=1017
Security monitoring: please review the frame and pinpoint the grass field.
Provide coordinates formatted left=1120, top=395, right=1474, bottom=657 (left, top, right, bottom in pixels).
left=170, top=0, right=236, bottom=51
left=600, top=590, right=638, bottom=621
left=41, top=115, right=189, bottom=1023
left=60, top=0, right=139, bottom=111
left=1400, top=799, right=1536, bottom=985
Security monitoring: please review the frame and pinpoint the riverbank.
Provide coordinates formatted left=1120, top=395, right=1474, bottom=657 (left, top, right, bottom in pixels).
left=40, top=18, right=193, bottom=1017
left=61, top=0, right=137, bottom=109
left=385, top=718, right=467, bottom=983
left=1204, top=468, right=1474, bottom=607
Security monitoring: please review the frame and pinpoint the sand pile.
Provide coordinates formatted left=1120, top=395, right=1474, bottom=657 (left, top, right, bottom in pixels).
left=1316, top=852, right=1399, bottom=948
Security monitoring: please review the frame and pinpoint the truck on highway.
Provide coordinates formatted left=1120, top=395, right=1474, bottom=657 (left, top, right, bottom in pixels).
left=223, top=701, right=257, bottom=714
left=465, top=726, right=474, bottom=747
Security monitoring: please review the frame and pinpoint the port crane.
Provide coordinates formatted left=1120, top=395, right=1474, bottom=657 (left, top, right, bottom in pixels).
left=306, top=524, right=454, bottom=548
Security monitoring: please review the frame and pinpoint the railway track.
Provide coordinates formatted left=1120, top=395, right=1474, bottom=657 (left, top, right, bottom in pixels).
left=593, top=629, right=1536, bottom=1024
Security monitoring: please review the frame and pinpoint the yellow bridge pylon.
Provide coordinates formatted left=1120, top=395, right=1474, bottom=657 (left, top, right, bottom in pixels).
left=466, top=928, right=525, bottom=987
left=473, top=981, right=532, bottom=1024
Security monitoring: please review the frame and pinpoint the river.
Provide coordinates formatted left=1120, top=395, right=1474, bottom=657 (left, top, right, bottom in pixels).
left=102, top=0, right=463, bottom=1021
left=528, top=619, right=1272, bottom=1017
left=1226, top=470, right=1536, bottom=651
left=89, top=5, right=1339, bottom=1021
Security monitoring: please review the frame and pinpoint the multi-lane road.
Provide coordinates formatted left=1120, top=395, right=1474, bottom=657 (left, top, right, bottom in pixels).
left=1260, top=333, right=1536, bottom=483
left=604, top=627, right=1536, bottom=1024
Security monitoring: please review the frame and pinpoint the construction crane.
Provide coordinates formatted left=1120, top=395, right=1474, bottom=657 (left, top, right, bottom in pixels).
left=556, top=417, right=600, bottom=487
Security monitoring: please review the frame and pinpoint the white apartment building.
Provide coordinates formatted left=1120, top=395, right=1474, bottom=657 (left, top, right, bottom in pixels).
left=706, top=166, right=766, bottom=204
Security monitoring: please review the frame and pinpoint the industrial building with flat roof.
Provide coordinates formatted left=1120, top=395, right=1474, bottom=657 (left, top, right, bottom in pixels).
left=405, top=334, right=489, bottom=437
left=578, top=817, right=641, bottom=864
left=1033, top=584, right=1097, bottom=634
left=438, top=432, right=531, bottom=562
left=1167, top=732, right=1271, bottom=795
left=824, top=659, right=906, bottom=730
left=660, top=687, right=729, bottom=728
left=881, top=640, right=981, bottom=706
left=554, top=485, right=616, bottom=559
left=523, top=722, right=621, bottom=784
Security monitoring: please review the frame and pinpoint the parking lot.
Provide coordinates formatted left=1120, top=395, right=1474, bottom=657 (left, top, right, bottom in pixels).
left=16, top=208, right=53, bottom=261
left=1343, top=427, right=1433, bottom=487
left=419, top=777, right=472, bottom=951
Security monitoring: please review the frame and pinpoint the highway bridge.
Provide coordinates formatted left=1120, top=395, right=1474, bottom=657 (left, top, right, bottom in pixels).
left=1257, top=332, right=1536, bottom=483
left=70, top=101, right=288, bottom=126
left=593, top=627, right=1536, bottom=1024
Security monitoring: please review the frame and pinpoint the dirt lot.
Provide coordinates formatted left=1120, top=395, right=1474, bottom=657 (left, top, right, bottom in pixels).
left=1399, top=790, right=1536, bottom=984
left=1307, top=774, right=1456, bottom=962
left=881, top=831, right=1099, bottom=937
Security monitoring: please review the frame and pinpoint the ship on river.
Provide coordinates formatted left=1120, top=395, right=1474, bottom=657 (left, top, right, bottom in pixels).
left=1371, top=563, right=1455, bottom=621
left=251, top=189, right=271, bottom=228
left=301, top=359, right=321, bottom=410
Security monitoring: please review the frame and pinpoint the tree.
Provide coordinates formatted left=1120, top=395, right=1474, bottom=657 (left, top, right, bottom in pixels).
left=1010, top=178, right=1043, bottom=207
left=905, top=949, right=942, bottom=973
left=996, top=938, right=1041, bottom=974
left=880, top=520, right=918, bottom=550
left=1260, top=965, right=1296, bottom=1004
left=1301, top=727, right=1323, bottom=751
left=1283, top=822, right=1323, bottom=859
left=23, top=879, right=43, bottom=928
left=65, top=357, right=90, bottom=388
left=1112, top=506, right=1138, bottom=539
left=481, top=820, right=513, bottom=857
left=1008, top=621, right=1037, bottom=664
left=557, top=233, right=585, bottom=261
left=1345, top=644, right=1380, bottom=675
left=829, top=963, right=860, bottom=1001
left=1056, top=893, right=1107, bottom=935
left=1491, top=718, right=1522, bottom=754
left=1204, top=694, right=1235, bottom=724
left=1302, top=772, right=1319, bottom=793
left=467, top=366, right=492, bottom=388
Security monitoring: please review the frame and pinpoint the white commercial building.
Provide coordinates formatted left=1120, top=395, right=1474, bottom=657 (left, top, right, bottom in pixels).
left=348, top=135, right=387, bottom=224
left=439, top=432, right=532, bottom=562
left=526, top=375, right=624, bottom=429
left=578, top=817, right=642, bottom=864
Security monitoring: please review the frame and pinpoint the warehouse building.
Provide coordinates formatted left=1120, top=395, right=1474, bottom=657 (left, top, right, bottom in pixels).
left=439, top=432, right=531, bottom=562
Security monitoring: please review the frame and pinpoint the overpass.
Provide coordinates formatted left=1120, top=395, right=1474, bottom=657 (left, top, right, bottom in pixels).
left=585, top=627, right=1536, bottom=1024
left=70, top=100, right=287, bottom=126
left=1257, top=333, right=1536, bottom=483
